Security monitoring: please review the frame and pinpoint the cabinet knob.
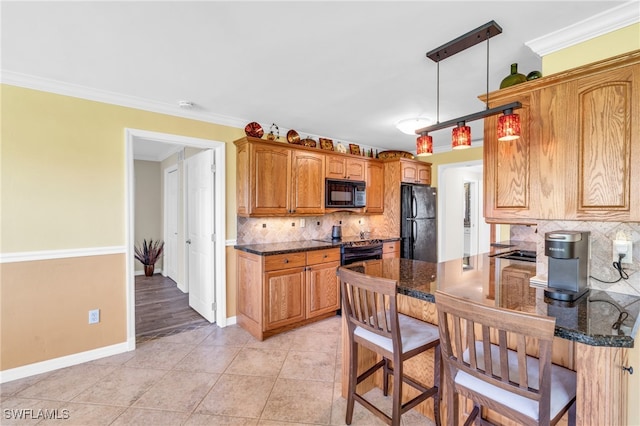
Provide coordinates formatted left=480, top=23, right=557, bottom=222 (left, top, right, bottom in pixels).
left=622, top=365, right=634, bottom=375
left=283, top=259, right=289, bottom=264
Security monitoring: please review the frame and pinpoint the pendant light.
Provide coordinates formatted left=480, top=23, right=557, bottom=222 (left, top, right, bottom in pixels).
left=497, top=108, right=521, bottom=141
left=416, top=133, right=433, bottom=156
left=452, top=122, right=471, bottom=149
left=415, top=21, right=522, bottom=146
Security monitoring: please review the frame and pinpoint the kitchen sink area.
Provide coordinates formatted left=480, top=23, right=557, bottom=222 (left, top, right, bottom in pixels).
left=492, top=249, right=537, bottom=263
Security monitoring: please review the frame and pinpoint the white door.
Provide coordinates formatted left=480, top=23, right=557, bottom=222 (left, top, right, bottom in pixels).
left=164, top=167, right=179, bottom=282
left=185, top=149, right=216, bottom=322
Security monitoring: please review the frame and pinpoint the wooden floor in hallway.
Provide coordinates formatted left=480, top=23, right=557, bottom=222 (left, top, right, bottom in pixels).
left=135, top=273, right=209, bottom=342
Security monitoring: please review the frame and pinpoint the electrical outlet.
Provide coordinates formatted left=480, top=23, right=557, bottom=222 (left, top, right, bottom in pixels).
left=88, top=309, right=100, bottom=324
left=612, top=240, right=633, bottom=264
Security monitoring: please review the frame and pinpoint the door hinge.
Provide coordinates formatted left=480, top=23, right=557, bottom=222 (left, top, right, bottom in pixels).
left=211, top=233, right=215, bottom=242
left=212, top=302, right=216, bottom=311
left=211, top=164, right=216, bottom=173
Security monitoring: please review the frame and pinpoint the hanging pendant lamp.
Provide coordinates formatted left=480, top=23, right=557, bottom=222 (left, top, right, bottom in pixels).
left=452, top=122, right=471, bottom=149
left=416, top=133, right=433, bottom=156
left=415, top=21, right=522, bottom=148
left=497, top=108, right=521, bottom=141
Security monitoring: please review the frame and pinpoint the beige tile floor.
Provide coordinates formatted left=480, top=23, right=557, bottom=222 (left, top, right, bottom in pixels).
left=1, top=316, right=436, bottom=425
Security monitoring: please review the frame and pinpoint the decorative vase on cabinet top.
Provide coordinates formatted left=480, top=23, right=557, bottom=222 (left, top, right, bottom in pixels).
left=500, top=63, right=527, bottom=89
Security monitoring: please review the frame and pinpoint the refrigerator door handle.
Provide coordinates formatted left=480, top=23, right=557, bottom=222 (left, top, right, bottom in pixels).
left=412, top=221, right=417, bottom=252
left=412, top=195, right=417, bottom=219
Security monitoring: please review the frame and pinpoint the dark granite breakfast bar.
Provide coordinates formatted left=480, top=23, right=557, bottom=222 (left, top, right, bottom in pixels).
left=341, top=254, right=638, bottom=425
left=344, top=256, right=639, bottom=348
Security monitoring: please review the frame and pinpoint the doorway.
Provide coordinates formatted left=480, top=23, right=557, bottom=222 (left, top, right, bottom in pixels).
left=125, top=128, right=226, bottom=349
left=438, top=160, right=490, bottom=263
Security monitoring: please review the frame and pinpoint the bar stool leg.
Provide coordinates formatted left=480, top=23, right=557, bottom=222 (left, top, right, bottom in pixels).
left=346, top=340, right=358, bottom=425
left=434, top=344, right=441, bottom=426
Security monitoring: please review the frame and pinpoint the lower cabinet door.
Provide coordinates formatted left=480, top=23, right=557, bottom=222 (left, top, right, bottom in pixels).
left=264, top=267, right=306, bottom=330
left=306, top=261, right=340, bottom=318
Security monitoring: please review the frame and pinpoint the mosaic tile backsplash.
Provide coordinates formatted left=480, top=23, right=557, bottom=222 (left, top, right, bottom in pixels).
left=512, top=222, right=640, bottom=296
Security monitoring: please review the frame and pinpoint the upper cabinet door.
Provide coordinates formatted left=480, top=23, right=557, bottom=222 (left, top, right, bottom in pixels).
left=365, top=161, right=384, bottom=214
left=290, top=151, right=325, bottom=215
left=484, top=93, right=538, bottom=222
left=325, top=155, right=366, bottom=181
left=251, top=144, right=292, bottom=215
left=570, top=64, right=640, bottom=221
left=400, top=159, right=431, bottom=185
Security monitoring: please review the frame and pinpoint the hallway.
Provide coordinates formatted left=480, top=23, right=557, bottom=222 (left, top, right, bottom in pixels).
left=135, top=274, right=209, bottom=343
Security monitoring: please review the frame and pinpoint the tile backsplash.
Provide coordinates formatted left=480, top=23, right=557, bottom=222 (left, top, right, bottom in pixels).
left=516, top=221, right=640, bottom=296
left=237, top=214, right=390, bottom=245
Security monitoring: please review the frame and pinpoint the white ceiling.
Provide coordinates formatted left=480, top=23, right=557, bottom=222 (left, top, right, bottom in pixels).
left=1, top=1, right=635, bottom=158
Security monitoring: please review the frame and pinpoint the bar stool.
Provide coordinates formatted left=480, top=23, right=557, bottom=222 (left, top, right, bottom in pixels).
left=435, top=290, right=576, bottom=426
left=338, top=267, right=441, bottom=426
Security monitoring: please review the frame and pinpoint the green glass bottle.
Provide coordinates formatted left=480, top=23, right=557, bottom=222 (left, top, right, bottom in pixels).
left=500, top=63, right=527, bottom=89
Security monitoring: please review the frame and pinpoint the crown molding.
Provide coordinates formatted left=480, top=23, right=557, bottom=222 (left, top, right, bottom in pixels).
left=525, top=1, right=640, bottom=57
left=0, top=70, right=248, bottom=129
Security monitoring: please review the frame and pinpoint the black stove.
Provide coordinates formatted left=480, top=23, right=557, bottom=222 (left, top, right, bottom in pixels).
left=314, top=236, right=384, bottom=265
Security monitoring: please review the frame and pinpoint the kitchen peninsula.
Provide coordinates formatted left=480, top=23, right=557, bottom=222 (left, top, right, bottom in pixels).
left=342, top=256, right=639, bottom=425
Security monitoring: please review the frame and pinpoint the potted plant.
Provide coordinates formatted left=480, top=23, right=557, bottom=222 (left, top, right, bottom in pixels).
left=134, top=239, right=164, bottom=277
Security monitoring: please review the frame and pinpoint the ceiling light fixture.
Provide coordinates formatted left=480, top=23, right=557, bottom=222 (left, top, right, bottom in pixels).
left=415, top=21, right=522, bottom=150
left=396, top=117, right=432, bottom=135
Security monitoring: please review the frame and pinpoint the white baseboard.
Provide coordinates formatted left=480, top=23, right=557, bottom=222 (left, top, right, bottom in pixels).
left=134, top=268, right=163, bottom=276
left=1, top=317, right=237, bottom=383
left=0, top=342, right=131, bottom=384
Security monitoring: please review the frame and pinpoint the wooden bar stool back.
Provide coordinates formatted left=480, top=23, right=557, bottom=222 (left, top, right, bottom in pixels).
left=434, top=290, right=576, bottom=426
left=338, top=267, right=441, bottom=426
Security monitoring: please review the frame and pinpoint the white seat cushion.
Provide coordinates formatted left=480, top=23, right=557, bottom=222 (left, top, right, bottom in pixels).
left=456, top=342, right=576, bottom=422
left=354, top=313, right=439, bottom=354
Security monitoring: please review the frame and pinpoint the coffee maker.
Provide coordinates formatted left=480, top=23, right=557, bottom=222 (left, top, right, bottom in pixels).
left=544, top=231, right=590, bottom=301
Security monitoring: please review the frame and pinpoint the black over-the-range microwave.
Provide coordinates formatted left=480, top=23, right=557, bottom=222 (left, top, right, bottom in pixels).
left=325, top=179, right=366, bottom=208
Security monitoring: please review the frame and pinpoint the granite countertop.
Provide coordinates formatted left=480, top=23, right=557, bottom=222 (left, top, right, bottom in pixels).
left=344, top=255, right=640, bottom=348
left=234, top=235, right=400, bottom=256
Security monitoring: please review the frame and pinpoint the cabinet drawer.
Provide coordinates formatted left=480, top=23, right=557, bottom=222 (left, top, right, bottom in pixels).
left=307, top=248, right=340, bottom=265
left=383, top=241, right=400, bottom=254
left=264, top=252, right=306, bottom=271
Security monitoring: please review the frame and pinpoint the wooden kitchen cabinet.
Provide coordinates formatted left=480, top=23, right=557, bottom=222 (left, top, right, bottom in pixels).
left=499, top=264, right=536, bottom=312
left=236, top=247, right=340, bottom=340
left=264, top=266, right=306, bottom=330
left=483, top=51, right=640, bottom=223
left=568, top=63, right=640, bottom=221
left=306, top=249, right=341, bottom=318
left=400, top=158, right=431, bottom=185
left=364, top=161, right=384, bottom=214
left=290, top=150, right=325, bottom=215
left=235, top=137, right=325, bottom=216
left=382, top=240, right=400, bottom=258
left=483, top=93, right=537, bottom=222
left=325, top=154, right=366, bottom=181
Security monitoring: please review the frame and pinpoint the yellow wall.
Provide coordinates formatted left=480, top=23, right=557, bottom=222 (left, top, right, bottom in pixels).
left=134, top=160, right=163, bottom=273
left=543, top=23, right=640, bottom=75
left=0, top=84, right=243, bottom=371
left=421, top=146, right=483, bottom=188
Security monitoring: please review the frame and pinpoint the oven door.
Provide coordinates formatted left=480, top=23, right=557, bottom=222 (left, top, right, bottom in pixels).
left=341, top=244, right=383, bottom=265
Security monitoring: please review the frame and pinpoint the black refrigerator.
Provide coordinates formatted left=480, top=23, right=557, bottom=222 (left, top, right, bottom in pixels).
left=401, top=184, right=437, bottom=262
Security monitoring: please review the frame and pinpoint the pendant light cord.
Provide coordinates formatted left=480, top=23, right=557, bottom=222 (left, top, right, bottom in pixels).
left=436, top=58, right=440, bottom=124
left=486, top=29, right=490, bottom=110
